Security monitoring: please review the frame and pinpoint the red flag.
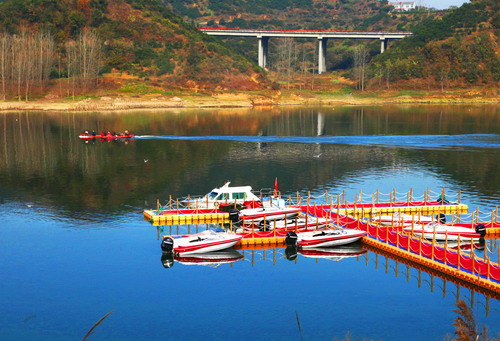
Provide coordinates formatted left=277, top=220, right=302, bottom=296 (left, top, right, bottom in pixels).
left=273, top=178, right=279, bottom=197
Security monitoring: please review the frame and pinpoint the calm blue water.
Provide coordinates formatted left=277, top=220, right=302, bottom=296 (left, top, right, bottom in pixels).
left=0, top=105, right=499, bottom=340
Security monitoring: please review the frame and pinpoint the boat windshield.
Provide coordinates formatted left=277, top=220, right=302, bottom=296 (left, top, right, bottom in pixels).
left=208, top=191, right=219, bottom=200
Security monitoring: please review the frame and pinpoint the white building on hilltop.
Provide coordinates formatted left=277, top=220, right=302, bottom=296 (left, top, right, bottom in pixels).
left=389, top=1, right=416, bottom=11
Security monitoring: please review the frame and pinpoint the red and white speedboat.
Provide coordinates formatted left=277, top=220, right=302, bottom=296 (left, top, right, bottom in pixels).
left=403, top=222, right=481, bottom=240
left=371, top=212, right=436, bottom=226
left=239, top=205, right=300, bottom=222
left=244, top=216, right=332, bottom=231
left=297, top=228, right=366, bottom=248
left=161, top=230, right=243, bottom=255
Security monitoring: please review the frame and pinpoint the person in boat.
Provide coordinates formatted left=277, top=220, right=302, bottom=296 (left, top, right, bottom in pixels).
left=84, top=130, right=89, bottom=134
left=91, top=130, right=96, bottom=137
left=124, top=130, right=130, bottom=137
left=112, top=131, right=117, bottom=136
left=437, top=194, right=450, bottom=204
left=100, top=131, right=106, bottom=137
left=107, top=131, right=112, bottom=137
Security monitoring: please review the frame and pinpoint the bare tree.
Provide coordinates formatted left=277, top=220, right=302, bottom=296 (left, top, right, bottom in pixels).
left=353, top=45, right=369, bottom=91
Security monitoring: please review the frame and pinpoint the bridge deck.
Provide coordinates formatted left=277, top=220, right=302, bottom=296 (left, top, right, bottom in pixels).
left=200, top=27, right=413, bottom=39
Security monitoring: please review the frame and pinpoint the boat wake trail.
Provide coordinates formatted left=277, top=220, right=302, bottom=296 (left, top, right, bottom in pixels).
left=133, top=134, right=500, bottom=150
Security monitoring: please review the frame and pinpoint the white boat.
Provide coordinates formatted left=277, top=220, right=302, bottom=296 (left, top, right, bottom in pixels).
left=239, top=205, right=300, bottom=222
left=161, top=230, right=243, bottom=255
left=402, top=222, right=481, bottom=240
left=371, top=212, right=438, bottom=226
left=244, top=216, right=332, bottom=231
left=175, top=250, right=243, bottom=267
left=184, top=182, right=261, bottom=209
left=299, top=244, right=366, bottom=261
left=297, top=228, right=366, bottom=248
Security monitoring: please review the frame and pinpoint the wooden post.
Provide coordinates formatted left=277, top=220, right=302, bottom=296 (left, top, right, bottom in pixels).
left=457, top=235, right=461, bottom=270
left=307, top=191, right=310, bottom=206
left=443, top=237, right=448, bottom=265
left=458, top=190, right=461, bottom=203
left=432, top=224, right=436, bottom=260
left=386, top=226, right=389, bottom=243
left=169, top=195, right=173, bottom=209
left=157, top=199, right=160, bottom=210
left=475, top=207, right=479, bottom=224
left=376, top=189, right=380, bottom=203
left=390, top=192, right=393, bottom=204
left=487, top=257, right=490, bottom=279
left=342, top=190, right=345, bottom=205
left=359, top=189, right=363, bottom=204
left=296, top=191, right=299, bottom=206
left=407, top=229, right=411, bottom=250
left=470, top=238, right=475, bottom=275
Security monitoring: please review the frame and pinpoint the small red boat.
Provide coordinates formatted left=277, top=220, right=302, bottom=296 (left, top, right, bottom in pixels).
left=79, top=134, right=135, bottom=139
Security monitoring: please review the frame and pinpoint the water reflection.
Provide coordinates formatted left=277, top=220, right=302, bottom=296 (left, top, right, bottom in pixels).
left=166, top=242, right=499, bottom=315
left=1, top=106, right=498, bottom=217
left=161, top=249, right=244, bottom=268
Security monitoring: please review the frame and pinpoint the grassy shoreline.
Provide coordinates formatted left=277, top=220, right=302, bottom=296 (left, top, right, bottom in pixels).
left=0, top=89, right=498, bottom=112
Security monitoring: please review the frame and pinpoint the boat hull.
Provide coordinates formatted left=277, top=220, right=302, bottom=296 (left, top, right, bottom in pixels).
left=297, top=229, right=366, bottom=248
left=240, top=207, right=300, bottom=222
left=173, top=234, right=243, bottom=255
left=403, top=223, right=480, bottom=240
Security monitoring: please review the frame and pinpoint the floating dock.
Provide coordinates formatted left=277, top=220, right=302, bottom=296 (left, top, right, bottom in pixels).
left=151, top=189, right=500, bottom=294
left=145, top=200, right=468, bottom=226
left=144, top=209, right=229, bottom=226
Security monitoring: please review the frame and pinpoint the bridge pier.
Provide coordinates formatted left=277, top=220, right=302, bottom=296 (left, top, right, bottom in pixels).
left=258, top=36, right=269, bottom=69
left=318, top=37, right=328, bottom=74
left=380, top=38, right=388, bottom=53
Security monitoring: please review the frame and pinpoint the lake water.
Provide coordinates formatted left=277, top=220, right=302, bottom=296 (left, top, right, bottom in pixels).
left=0, top=105, right=499, bottom=340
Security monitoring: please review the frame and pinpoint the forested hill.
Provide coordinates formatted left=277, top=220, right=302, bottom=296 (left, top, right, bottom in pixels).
left=162, top=0, right=434, bottom=31
left=0, top=0, right=267, bottom=94
left=370, top=0, right=499, bottom=88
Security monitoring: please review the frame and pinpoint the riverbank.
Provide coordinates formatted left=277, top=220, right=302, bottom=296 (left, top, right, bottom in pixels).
left=0, top=89, right=498, bottom=112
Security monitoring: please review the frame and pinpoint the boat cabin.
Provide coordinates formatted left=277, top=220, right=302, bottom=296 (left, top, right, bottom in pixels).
left=204, top=182, right=260, bottom=206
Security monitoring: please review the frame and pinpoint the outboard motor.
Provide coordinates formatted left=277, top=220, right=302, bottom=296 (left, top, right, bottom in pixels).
left=285, top=231, right=298, bottom=246
left=475, top=224, right=486, bottom=237
left=436, top=213, right=446, bottom=224
left=285, top=245, right=298, bottom=261
left=228, top=208, right=241, bottom=227
left=161, top=237, right=174, bottom=253
left=161, top=253, right=174, bottom=268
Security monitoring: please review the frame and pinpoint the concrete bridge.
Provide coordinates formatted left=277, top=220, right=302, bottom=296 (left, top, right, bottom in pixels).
left=200, top=28, right=413, bottom=74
